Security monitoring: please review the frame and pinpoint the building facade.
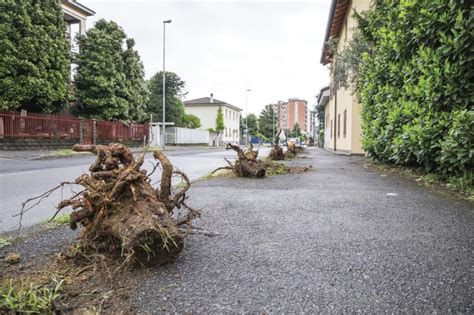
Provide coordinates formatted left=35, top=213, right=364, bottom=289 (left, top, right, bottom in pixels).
left=61, top=0, right=95, bottom=52
left=184, top=94, right=242, bottom=144
left=271, top=99, right=308, bottom=135
left=320, top=0, right=369, bottom=155
left=271, top=101, right=289, bottom=130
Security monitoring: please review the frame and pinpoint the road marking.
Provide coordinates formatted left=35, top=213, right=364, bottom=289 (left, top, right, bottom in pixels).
left=386, top=193, right=398, bottom=196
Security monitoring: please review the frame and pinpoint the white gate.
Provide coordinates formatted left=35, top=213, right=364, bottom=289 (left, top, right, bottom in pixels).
left=166, top=127, right=209, bottom=145
left=149, top=124, right=161, bottom=146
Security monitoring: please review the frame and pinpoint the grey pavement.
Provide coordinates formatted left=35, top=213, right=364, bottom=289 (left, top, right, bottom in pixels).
left=1, top=147, right=472, bottom=312
left=0, top=147, right=269, bottom=233
left=133, top=148, right=473, bottom=313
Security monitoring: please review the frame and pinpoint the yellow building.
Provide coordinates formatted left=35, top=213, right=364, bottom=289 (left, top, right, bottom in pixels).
left=320, top=0, right=370, bottom=155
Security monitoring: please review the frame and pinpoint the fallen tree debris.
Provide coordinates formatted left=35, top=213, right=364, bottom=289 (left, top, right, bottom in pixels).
left=214, top=143, right=266, bottom=178
left=18, top=143, right=200, bottom=267
left=268, top=129, right=285, bottom=161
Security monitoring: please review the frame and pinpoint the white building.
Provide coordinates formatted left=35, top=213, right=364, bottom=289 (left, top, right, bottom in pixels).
left=61, top=0, right=95, bottom=51
left=184, top=94, right=242, bottom=144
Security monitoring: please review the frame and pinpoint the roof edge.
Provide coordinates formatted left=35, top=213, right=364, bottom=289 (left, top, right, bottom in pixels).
left=320, top=0, right=338, bottom=65
left=184, top=102, right=243, bottom=112
left=63, top=0, right=95, bottom=16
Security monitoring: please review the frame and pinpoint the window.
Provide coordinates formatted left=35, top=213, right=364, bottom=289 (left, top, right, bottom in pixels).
left=330, top=120, right=333, bottom=138
left=225, top=109, right=227, bottom=119
left=343, top=109, right=347, bottom=137
left=225, top=128, right=228, bottom=137
left=337, top=114, right=341, bottom=137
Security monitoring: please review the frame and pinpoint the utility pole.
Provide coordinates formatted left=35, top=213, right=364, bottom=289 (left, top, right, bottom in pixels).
left=245, top=89, right=250, bottom=146
left=162, top=19, right=172, bottom=149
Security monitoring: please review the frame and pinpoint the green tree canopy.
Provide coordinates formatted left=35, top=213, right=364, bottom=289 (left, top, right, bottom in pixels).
left=288, top=122, right=301, bottom=138
left=74, top=19, right=148, bottom=121
left=242, top=113, right=258, bottom=136
left=182, top=113, right=201, bottom=129
left=258, top=105, right=277, bottom=139
left=146, top=71, right=186, bottom=126
left=0, top=0, right=71, bottom=113
left=215, top=106, right=225, bottom=132
left=122, top=38, right=149, bottom=121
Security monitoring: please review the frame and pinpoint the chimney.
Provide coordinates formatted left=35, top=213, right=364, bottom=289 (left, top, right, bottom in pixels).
left=210, top=93, right=214, bottom=103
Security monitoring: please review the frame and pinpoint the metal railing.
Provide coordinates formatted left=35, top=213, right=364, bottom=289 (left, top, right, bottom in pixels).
left=0, top=110, right=148, bottom=143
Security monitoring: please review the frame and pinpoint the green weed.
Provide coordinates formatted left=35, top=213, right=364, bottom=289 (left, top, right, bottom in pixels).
left=0, top=276, right=64, bottom=314
left=0, top=237, right=11, bottom=249
left=52, top=149, right=75, bottom=156
left=42, top=213, right=70, bottom=225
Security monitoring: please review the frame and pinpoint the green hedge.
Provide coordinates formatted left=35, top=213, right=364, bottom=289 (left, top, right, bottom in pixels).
left=356, top=0, right=473, bottom=177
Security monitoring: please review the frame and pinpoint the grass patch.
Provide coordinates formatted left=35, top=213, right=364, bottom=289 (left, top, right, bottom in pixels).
left=199, top=172, right=215, bottom=180
left=265, top=163, right=288, bottom=176
left=0, top=237, right=12, bottom=249
left=51, top=149, right=76, bottom=156
left=42, top=213, right=70, bottom=225
left=0, top=276, right=64, bottom=314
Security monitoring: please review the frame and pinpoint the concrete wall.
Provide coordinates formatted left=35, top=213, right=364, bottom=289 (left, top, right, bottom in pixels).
left=166, top=127, right=209, bottom=145
left=323, top=0, right=369, bottom=155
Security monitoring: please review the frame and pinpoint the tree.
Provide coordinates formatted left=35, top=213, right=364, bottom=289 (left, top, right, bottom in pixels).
left=258, top=105, right=277, bottom=139
left=0, top=0, right=71, bottom=113
left=74, top=20, right=130, bottom=120
left=215, top=106, right=225, bottom=132
left=182, top=113, right=201, bottom=129
left=146, top=71, right=186, bottom=126
left=242, top=113, right=258, bottom=136
left=289, top=123, right=301, bottom=138
left=122, top=38, right=149, bottom=121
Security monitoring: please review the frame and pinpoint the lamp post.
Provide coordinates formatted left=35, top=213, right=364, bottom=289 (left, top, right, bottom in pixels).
left=272, top=107, right=275, bottom=143
left=162, top=19, right=172, bottom=149
left=245, top=89, right=250, bottom=146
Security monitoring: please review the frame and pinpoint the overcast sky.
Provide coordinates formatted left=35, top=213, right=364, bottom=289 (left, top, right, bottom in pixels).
left=81, top=0, right=331, bottom=116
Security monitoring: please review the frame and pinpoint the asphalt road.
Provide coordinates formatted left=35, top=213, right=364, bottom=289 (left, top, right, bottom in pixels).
left=0, top=147, right=269, bottom=233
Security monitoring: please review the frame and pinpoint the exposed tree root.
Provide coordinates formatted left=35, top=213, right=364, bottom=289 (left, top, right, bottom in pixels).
left=19, top=143, right=200, bottom=267
left=268, top=129, right=284, bottom=161
left=222, top=143, right=266, bottom=178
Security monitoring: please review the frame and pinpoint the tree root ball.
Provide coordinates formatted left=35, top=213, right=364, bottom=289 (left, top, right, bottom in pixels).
left=52, top=143, right=199, bottom=267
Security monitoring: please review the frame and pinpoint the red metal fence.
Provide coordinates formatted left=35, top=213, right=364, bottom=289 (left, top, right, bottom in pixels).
left=0, top=110, right=148, bottom=143
left=0, top=110, right=80, bottom=139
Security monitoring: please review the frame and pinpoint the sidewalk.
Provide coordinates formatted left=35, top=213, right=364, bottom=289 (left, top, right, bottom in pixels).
left=1, top=148, right=472, bottom=312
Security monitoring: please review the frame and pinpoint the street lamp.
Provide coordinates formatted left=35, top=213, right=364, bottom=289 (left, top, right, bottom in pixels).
left=245, top=89, right=250, bottom=146
left=162, top=19, right=172, bottom=149
left=272, top=107, right=275, bottom=143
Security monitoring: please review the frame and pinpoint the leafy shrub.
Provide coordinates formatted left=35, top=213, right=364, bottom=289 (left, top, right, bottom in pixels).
left=336, top=0, right=473, bottom=179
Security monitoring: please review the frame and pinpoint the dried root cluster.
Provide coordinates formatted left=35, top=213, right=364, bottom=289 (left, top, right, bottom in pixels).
left=269, top=129, right=305, bottom=161
left=21, top=143, right=199, bottom=267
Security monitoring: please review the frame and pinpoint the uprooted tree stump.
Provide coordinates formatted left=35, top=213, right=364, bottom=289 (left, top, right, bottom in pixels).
left=212, top=143, right=266, bottom=178
left=268, top=129, right=284, bottom=161
left=285, top=141, right=298, bottom=159
left=20, top=143, right=199, bottom=267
